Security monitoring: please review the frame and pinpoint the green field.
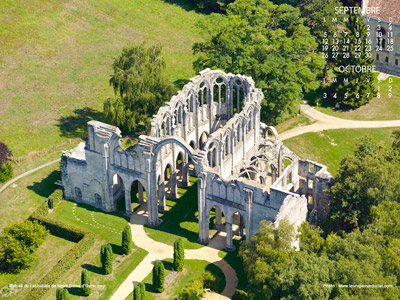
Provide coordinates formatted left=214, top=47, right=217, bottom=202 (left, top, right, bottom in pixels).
left=285, top=127, right=399, bottom=174
left=0, top=0, right=207, bottom=158
left=0, top=234, right=75, bottom=299
left=124, top=258, right=226, bottom=300
left=310, top=76, right=400, bottom=121
left=144, top=176, right=204, bottom=249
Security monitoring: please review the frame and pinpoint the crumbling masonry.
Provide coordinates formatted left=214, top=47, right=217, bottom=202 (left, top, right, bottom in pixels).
left=61, top=69, right=332, bottom=249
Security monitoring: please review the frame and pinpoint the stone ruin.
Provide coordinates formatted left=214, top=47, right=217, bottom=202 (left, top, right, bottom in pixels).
left=61, top=69, right=332, bottom=249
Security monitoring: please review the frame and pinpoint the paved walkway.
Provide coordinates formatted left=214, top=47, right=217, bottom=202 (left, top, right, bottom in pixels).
left=0, top=158, right=60, bottom=193
left=279, top=103, right=400, bottom=141
left=109, top=204, right=237, bottom=300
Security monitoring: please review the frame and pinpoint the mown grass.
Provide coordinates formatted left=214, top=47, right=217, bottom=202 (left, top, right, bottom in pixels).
left=144, top=176, right=203, bottom=249
left=308, top=76, right=400, bottom=121
left=124, top=258, right=226, bottom=300
left=284, top=127, right=399, bottom=174
left=0, top=234, right=76, bottom=300
left=0, top=0, right=208, bottom=158
left=275, top=114, right=315, bottom=134
left=39, top=199, right=148, bottom=299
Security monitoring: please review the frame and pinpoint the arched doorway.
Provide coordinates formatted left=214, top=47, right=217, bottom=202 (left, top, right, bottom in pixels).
left=112, top=173, right=125, bottom=211
left=130, top=179, right=147, bottom=212
left=208, top=205, right=225, bottom=240
left=199, top=131, right=208, bottom=151
left=232, top=211, right=246, bottom=239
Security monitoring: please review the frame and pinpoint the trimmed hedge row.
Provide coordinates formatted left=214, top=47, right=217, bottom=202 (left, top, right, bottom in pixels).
left=24, top=188, right=95, bottom=300
left=32, top=189, right=64, bottom=217
left=25, top=232, right=95, bottom=300
left=29, top=215, right=84, bottom=242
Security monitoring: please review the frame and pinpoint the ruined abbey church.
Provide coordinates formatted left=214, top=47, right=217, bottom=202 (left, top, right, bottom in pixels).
left=61, top=69, right=332, bottom=249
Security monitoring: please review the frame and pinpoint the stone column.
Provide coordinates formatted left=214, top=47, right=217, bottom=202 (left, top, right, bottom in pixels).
left=147, top=159, right=159, bottom=226
left=124, top=188, right=132, bottom=215
left=215, top=206, right=223, bottom=230
left=226, top=222, right=234, bottom=250
left=239, top=214, right=244, bottom=237
left=159, top=175, right=167, bottom=211
left=182, top=153, right=189, bottom=187
left=138, top=182, right=144, bottom=203
left=198, top=174, right=209, bottom=244
left=244, top=188, right=253, bottom=242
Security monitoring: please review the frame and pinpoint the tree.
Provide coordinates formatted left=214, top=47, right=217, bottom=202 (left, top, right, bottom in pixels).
left=133, top=285, right=141, bottom=300
left=122, top=225, right=132, bottom=255
left=173, top=238, right=184, bottom=271
left=0, top=220, right=48, bottom=273
left=0, top=142, right=13, bottom=183
left=239, top=219, right=296, bottom=299
left=327, top=138, right=400, bottom=233
left=300, top=0, right=343, bottom=78
left=81, top=269, right=91, bottom=296
left=56, top=288, right=70, bottom=300
left=104, top=43, right=174, bottom=134
left=139, top=282, right=146, bottom=300
left=331, top=8, right=376, bottom=107
left=152, top=260, right=165, bottom=293
left=298, top=222, right=324, bottom=255
left=100, top=244, right=113, bottom=275
left=193, top=0, right=325, bottom=124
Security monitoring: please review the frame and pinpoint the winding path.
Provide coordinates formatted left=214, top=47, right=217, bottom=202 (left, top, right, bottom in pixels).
left=279, top=103, right=400, bottom=141
left=0, top=158, right=60, bottom=193
left=109, top=204, right=237, bottom=300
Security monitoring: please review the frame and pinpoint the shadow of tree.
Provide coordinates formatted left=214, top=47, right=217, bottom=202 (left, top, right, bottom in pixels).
left=57, top=107, right=105, bottom=138
left=67, top=287, right=85, bottom=296
left=82, top=263, right=103, bottom=275
left=27, top=170, right=61, bottom=198
left=110, top=243, right=123, bottom=256
left=160, top=0, right=205, bottom=13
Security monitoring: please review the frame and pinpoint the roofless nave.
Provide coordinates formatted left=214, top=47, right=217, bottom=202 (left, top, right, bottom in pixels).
left=61, top=69, right=332, bottom=250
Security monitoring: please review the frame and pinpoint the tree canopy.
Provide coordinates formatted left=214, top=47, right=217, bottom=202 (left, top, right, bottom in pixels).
left=327, top=132, right=400, bottom=233
left=104, top=43, right=174, bottom=134
left=193, top=0, right=325, bottom=124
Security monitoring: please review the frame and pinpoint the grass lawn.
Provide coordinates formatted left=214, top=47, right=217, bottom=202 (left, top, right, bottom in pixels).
left=0, top=163, right=61, bottom=231
left=124, top=258, right=226, bottom=300
left=284, top=127, right=399, bottom=174
left=39, top=199, right=148, bottom=299
left=218, top=239, right=246, bottom=290
left=0, top=0, right=208, bottom=158
left=308, top=76, right=400, bottom=121
left=144, top=176, right=204, bottom=249
left=0, top=234, right=76, bottom=299
left=275, top=114, right=315, bottom=134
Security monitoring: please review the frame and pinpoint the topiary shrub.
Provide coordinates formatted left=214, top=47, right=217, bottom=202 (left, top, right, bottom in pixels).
left=56, top=288, right=70, bottom=300
left=139, top=282, right=145, bottom=300
left=173, top=238, right=184, bottom=271
left=122, top=224, right=132, bottom=255
left=133, top=285, right=141, bottom=300
left=100, top=243, right=113, bottom=275
left=81, top=269, right=91, bottom=296
left=152, top=260, right=165, bottom=293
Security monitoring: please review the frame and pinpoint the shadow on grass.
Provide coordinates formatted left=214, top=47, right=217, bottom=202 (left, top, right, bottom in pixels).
left=219, top=238, right=246, bottom=289
left=57, top=107, right=105, bottom=139
left=110, top=243, right=124, bottom=256
left=67, top=287, right=85, bottom=296
left=27, top=170, right=61, bottom=198
left=143, top=180, right=201, bottom=247
left=162, top=260, right=174, bottom=271
left=144, top=282, right=157, bottom=293
left=160, top=0, right=211, bottom=14
left=82, top=263, right=103, bottom=275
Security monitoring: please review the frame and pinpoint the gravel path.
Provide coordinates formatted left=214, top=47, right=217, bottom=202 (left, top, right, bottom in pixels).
left=279, top=103, right=400, bottom=141
left=0, top=158, right=60, bottom=193
left=109, top=204, right=237, bottom=300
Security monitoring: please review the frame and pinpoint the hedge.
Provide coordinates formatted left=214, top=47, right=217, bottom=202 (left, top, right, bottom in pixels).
left=31, top=189, right=64, bottom=218
left=29, top=215, right=85, bottom=242
left=24, top=232, right=94, bottom=300
left=24, top=188, right=95, bottom=300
